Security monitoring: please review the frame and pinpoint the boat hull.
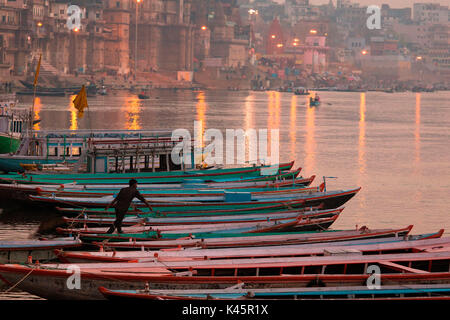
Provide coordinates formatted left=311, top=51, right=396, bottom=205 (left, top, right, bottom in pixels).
left=0, top=134, right=20, bottom=154
left=1, top=264, right=450, bottom=300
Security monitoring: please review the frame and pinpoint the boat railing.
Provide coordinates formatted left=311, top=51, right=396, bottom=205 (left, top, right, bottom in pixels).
left=33, top=129, right=173, bottom=139
left=90, top=137, right=192, bottom=146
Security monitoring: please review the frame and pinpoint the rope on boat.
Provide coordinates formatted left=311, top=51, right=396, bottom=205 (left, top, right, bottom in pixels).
left=1, top=267, right=36, bottom=294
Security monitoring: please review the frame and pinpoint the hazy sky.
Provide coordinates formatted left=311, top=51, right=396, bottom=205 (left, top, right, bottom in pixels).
left=271, top=0, right=450, bottom=8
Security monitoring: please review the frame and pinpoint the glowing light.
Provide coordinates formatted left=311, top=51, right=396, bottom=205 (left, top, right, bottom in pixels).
left=357, top=92, right=367, bottom=211
left=415, top=93, right=421, bottom=170
left=361, top=50, right=368, bottom=55
left=277, top=43, right=283, bottom=48
left=289, top=95, right=297, bottom=161
left=304, top=102, right=316, bottom=176
left=196, top=92, right=207, bottom=148
left=201, top=25, right=207, bottom=31
left=69, top=94, right=78, bottom=130
left=358, top=93, right=366, bottom=175
left=37, top=22, right=43, bottom=27
left=33, top=97, right=41, bottom=131
left=309, top=29, right=317, bottom=34
left=244, top=94, right=256, bottom=164
left=126, top=96, right=141, bottom=130
left=271, top=35, right=276, bottom=39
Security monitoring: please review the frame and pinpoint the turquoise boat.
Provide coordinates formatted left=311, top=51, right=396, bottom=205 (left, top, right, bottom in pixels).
left=99, top=284, right=450, bottom=300
left=0, top=161, right=295, bottom=184
left=32, top=187, right=360, bottom=211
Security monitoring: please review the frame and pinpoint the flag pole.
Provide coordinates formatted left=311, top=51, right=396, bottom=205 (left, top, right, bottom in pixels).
left=30, top=54, right=42, bottom=135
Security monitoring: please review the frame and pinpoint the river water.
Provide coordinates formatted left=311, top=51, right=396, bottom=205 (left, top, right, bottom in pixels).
left=0, top=89, right=449, bottom=299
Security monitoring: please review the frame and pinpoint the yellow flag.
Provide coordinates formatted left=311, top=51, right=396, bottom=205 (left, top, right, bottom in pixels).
left=33, top=55, right=42, bottom=87
left=73, top=85, right=88, bottom=118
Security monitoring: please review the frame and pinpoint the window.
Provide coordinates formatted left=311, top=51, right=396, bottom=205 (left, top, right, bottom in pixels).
left=48, top=147, right=58, bottom=156
left=72, top=147, right=81, bottom=156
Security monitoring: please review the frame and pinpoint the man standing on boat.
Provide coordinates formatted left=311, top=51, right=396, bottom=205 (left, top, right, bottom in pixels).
left=105, top=179, right=152, bottom=234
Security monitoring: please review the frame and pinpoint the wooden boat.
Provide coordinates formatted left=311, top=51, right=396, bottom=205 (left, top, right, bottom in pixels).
left=18, top=80, right=97, bottom=93
left=0, top=161, right=295, bottom=184
left=0, top=165, right=299, bottom=186
left=29, top=187, right=361, bottom=210
left=138, top=94, right=150, bottom=100
left=61, top=207, right=337, bottom=227
left=294, top=87, right=310, bottom=95
left=1, top=250, right=449, bottom=300
left=77, top=215, right=341, bottom=242
left=0, top=239, right=82, bottom=264
left=92, top=225, right=414, bottom=250
left=309, top=100, right=320, bottom=107
left=98, top=284, right=450, bottom=300
left=54, top=233, right=447, bottom=264
left=33, top=183, right=325, bottom=199
left=56, top=198, right=311, bottom=217
left=0, top=172, right=312, bottom=204
left=0, top=175, right=314, bottom=194
left=59, top=208, right=338, bottom=232
left=42, top=250, right=450, bottom=274
left=16, top=91, right=66, bottom=97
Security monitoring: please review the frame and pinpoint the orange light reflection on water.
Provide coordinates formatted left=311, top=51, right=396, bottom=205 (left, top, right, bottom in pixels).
left=244, top=94, right=256, bottom=163
left=33, top=97, right=41, bottom=131
left=266, top=91, right=280, bottom=162
left=358, top=92, right=366, bottom=175
left=304, top=103, right=316, bottom=176
left=357, top=92, right=367, bottom=212
left=196, top=91, right=207, bottom=148
left=415, top=93, right=421, bottom=169
left=69, top=94, right=78, bottom=130
left=126, top=96, right=141, bottom=130
left=414, top=93, right=423, bottom=210
left=289, top=94, right=297, bottom=161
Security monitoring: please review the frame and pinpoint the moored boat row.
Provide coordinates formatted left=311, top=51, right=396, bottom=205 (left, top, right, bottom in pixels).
left=0, top=159, right=448, bottom=301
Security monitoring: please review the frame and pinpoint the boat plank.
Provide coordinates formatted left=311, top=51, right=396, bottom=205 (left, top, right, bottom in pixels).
left=378, top=261, right=430, bottom=274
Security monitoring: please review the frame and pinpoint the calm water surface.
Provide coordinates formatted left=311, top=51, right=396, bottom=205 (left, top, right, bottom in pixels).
left=0, top=89, right=449, bottom=299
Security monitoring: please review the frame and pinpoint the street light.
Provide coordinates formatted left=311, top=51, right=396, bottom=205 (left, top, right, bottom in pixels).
left=361, top=50, right=368, bottom=55
left=271, top=35, right=276, bottom=39
left=37, top=22, right=43, bottom=27
left=201, top=25, right=207, bottom=31
left=309, top=29, right=317, bottom=35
